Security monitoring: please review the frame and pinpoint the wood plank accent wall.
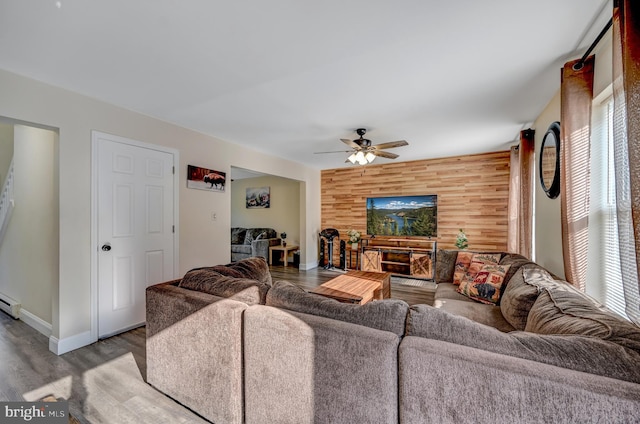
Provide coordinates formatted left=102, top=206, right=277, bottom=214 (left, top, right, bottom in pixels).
left=321, top=151, right=511, bottom=258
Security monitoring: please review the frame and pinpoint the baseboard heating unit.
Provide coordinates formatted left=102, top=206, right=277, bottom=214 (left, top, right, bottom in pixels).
left=0, top=293, right=20, bottom=319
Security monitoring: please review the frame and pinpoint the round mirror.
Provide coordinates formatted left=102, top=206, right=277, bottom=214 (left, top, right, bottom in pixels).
left=539, top=121, right=560, bottom=199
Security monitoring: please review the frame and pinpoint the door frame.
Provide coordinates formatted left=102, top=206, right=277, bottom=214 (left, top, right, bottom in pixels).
left=90, top=131, right=179, bottom=343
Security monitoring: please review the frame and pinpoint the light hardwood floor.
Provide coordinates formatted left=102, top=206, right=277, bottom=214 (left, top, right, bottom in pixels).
left=0, top=265, right=434, bottom=423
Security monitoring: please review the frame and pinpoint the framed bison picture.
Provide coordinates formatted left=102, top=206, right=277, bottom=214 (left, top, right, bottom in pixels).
left=187, top=165, right=226, bottom=192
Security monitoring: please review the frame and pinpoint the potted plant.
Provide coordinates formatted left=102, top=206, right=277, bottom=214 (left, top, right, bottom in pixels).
left=347, top=229, right=361, bottom=250
left=455, top=228, right=468, bottom=250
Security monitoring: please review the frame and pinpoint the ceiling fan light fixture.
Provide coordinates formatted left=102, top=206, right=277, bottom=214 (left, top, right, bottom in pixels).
left=365, top=152, right=376, bottom=163
left=355, top=151, right=367, bottom=165
left=347, top=153, right=357, bottom=164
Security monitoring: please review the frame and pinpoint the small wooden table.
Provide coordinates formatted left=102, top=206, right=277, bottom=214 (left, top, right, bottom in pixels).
left=269, top=245, right=299, bottom=267
left=309, top=270, right=392, bottom=304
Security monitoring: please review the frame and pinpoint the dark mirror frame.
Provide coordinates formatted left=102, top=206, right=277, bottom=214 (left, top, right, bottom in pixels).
left=539, top=121, right=561, bottom=199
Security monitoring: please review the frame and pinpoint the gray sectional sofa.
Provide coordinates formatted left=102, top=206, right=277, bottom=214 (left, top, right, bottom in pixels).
left=146, top=254, right=640, bottom=424
left=230, top=227, right=281, bottom=262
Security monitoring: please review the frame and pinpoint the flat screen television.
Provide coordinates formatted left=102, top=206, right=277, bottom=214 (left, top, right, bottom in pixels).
left=366, top=195, right=437, bottom=237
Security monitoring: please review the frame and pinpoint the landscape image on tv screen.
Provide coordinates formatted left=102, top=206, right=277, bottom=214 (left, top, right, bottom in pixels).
left=366, top=195, right=437, bottom=237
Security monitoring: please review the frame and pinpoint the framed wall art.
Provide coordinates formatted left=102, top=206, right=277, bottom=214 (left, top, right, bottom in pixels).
left=187, top=165, right=226, bottom=192
left=246, top=186, right=270, bottom=208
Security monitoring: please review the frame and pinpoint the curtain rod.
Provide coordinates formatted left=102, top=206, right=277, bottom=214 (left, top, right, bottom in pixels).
left=573, top=17, right=613, bottom=71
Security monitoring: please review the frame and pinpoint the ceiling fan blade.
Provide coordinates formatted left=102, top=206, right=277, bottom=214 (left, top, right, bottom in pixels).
left=313, top=150, right=352, bottom=154
left=341, top=138, right=361, bottom=149
left=371, top=140, right=408, bottom=150
left=372, top=150, right=399, bottom=159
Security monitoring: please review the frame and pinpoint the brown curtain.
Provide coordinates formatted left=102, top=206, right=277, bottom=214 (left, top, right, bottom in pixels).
left=506, top=129, right=534, bottom=257
left=560, top=56, right=594, bottom=291
left=612, top=0, right=640, bottom=325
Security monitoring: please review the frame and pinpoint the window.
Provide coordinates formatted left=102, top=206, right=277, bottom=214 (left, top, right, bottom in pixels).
left=585, top=92, right=627, bottom=319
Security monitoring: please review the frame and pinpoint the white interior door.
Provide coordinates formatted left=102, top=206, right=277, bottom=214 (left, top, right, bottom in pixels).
left=97, top=135, right=175, bottom=338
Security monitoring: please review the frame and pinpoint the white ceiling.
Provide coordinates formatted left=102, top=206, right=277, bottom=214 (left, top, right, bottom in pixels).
left=0, top=0, right=610, bottom=169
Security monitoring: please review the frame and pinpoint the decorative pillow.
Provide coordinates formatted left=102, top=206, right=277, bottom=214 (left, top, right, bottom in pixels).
left=435, top=249, right=458, bottom=283
left=452, top=251, right=474, bottom=285
left=457, top=263, right=511, bottom=304
left=461, top=253, right=501, bottom=285
left=265, top=280, right=409, bottom=337
left=230, top=227, right=247, bottom=245
left=178, top=269, right=270, bottom=305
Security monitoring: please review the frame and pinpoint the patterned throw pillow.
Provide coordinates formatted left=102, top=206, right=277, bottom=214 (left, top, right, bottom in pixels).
left=461, top=253, right=501, bottom=284
left=457, top=263, right=511, bottom=304
left=452, top=251, right=474, bottom=285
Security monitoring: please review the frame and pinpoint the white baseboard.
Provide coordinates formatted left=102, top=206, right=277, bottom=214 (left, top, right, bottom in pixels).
left=49, top=330, right=93, bottom=355
left=19, top=308, right=52, bottom=338
left=299, top=262, right=318, bottom=271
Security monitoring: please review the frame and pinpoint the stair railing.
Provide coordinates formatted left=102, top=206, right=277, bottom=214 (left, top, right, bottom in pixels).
left=0, top=158, right=15, bottom=244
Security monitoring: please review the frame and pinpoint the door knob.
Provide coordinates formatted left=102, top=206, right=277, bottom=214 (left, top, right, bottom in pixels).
left=101, top=243, right=112, bottom=252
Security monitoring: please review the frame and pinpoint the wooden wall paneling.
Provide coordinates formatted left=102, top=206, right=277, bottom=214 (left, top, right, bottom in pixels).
left=321, top=151, right=511, bottom=265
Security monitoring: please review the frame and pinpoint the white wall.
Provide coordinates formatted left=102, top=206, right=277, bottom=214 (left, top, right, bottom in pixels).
left=231, top=175, right=301, bottom=247
left=533, top=91, right=564, bottom=278
left=0, top=125, right=58, bottom=331
left=0, top=68, right=321, bottom=352
left=533, top=29, right=613, bottom=279
left=0, top=122, right=13, bottom=186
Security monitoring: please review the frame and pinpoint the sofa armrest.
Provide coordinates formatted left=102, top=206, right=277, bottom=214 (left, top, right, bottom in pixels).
left=244, top=305, right=399, bottom=424
left=146, top=282, right=248, bottom=424
left=399, top=337, right=640, bottom=424
left=250, top=238, right=280, bottom=259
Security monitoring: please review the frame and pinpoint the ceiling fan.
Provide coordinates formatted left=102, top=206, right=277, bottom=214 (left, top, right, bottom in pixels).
left=314, top=128, right=409, bottom=165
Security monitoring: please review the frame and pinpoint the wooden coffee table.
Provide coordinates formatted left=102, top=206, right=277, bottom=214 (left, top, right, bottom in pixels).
left=309, top=270, right=392, bottom=304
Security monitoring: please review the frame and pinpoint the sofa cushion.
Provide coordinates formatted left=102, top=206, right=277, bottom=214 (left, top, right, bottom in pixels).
left=435, top=249, right=458, bottom=283
left=230, top=227, right=247, bottom=245
left=406, top=304, right=640, bottom=384
left=499, top=264, right=540, bottom=330
left=231, top=244, right=252, bottom=255
left=178, top=268, right=270, bottom=305
left=457, top=263, right=511, bottom=305
left=435, top=282, right=473, bottom=302
left=433, top=298, right=515, bottom=332
left=266, top=280, right=409, bottom=337
left=525, top=272, right=640, bottom=355
left=209, top=256, right=272, bottom=286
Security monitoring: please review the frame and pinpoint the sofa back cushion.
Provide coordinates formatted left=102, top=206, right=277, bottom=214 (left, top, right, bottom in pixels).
left=210, top=256, right=272, bottom=286
left=179, top=263, right=271, bottom=305
left=499, top=253, right=535, bottom=286
left=499, top=265, right=542, bottom=330
left=524, top=271, right=640, bottom=354
left=406, top=304, right=640, bottom=384
left=244, top=228, right=277, bottom=244
left=266, top=280, right=409, bottom=337
left=231, top=227, right=247, bottom=245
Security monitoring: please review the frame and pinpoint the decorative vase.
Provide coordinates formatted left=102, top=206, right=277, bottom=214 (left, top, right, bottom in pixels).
left=283, top=241, right=287, bottom=247
left=351, top=242, right=358, bottom=251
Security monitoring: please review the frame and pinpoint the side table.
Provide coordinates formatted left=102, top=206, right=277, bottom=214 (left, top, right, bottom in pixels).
left=269, top=245, right=299, bottom=267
